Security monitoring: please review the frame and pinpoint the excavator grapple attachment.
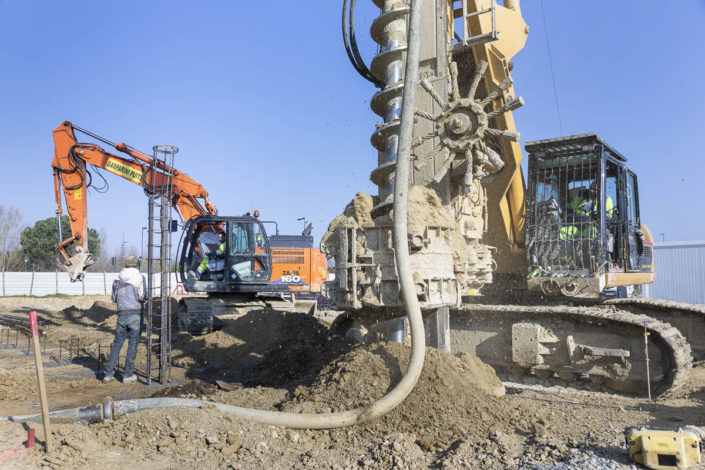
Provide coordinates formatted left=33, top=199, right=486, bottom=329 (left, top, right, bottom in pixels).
left=64, top=246, right=94, bottom=282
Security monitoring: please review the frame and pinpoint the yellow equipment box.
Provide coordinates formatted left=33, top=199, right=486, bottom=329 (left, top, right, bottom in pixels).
left=625, top=426, right=702, bottom=469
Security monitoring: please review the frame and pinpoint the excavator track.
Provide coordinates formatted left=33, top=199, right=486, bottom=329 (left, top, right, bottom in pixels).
left=591, top=298, right=705, bottom=363
left=449, top=303, right=692, bottom=397
left=177, top=296, right=265, bottom=334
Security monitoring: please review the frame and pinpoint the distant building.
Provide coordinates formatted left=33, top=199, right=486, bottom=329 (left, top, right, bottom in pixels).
left=644, top=241, right=705, bottom=305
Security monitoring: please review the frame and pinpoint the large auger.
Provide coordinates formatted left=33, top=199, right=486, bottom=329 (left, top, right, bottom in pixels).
left=413, top=60, right=524, bottom=186
left=367, top=0, right=411, bottom=216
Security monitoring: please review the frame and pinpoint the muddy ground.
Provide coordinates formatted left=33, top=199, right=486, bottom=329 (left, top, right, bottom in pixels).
left=0, top=295, right=704, bottom=469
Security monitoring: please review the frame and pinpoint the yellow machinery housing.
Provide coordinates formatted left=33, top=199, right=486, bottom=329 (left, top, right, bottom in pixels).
left=625, top=426, right=702, bottom=470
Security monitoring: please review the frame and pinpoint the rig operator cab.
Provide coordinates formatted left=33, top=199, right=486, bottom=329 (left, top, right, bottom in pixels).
left=525, top=133, right=654, bottom=297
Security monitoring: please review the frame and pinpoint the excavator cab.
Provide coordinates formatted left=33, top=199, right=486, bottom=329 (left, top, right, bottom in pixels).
left=525, top=133, right=654, bottom=297
left=178, top=215, right=272, bottom=293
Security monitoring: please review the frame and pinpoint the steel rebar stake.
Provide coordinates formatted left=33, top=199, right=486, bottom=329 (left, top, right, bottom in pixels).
left=644, top=322, right=651, bottom=402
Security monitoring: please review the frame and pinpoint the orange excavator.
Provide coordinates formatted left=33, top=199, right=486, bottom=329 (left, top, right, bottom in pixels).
left=51, top=121, right=327, bottom=306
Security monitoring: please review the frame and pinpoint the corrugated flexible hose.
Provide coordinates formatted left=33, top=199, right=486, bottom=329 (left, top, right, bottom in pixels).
left=2, top=0, right=426, bottom=430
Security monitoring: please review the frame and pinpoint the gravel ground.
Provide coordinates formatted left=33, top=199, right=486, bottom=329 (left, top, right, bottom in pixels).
left=1, top=295, right=705, bottom=469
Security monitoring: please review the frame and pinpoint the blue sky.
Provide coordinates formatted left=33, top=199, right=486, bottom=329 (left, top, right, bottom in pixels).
left=1, top=1, right=703, bottom=257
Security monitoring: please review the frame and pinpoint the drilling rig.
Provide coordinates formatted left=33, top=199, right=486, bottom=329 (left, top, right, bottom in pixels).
left=324, top=0, right=704, bottom=396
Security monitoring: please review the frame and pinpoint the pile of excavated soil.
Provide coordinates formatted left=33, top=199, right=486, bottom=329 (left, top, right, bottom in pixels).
left=281, top=342, right=536, bottom=453
left=173, top=315, right=541, bottom=455
left=320, top=186, right=471, bottom=264
left=6, top=338, right=536, bottom=470
left=171, top=308, right=352, bottom=388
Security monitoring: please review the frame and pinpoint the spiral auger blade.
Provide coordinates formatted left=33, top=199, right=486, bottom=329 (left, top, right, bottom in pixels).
left=367, top=1, right=413, bottom=217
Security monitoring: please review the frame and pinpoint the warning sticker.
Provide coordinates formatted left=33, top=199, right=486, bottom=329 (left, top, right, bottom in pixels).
left=105, top=158, right=142, bottom=184
left=73, top=189, right=82, bottom=200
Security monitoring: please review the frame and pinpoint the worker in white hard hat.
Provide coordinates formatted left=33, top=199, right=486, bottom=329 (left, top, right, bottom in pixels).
left=103, top=255, right=146, bottom=384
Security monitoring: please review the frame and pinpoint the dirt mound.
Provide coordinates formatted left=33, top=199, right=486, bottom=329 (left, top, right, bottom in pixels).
left=171, top=308, right=353, bottom=388
left=0, top=295, right=112, bottom=314
left=243, top=328, right=350, bottom=389
left=168, top=313, right=538, bottom=454
left=282, top=341, right=537, bottom=451
left=57, top=301, right=116, bottom=328
left=320, top=191, right=376, bottom=253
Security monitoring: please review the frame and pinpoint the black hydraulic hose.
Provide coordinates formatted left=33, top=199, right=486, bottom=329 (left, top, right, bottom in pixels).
left=342, top=0, right=361, bottom=75
left=55, top=144, right=85, bottom=191
left=342, top=0, right=383, bottom=87
left=349, top=0, right=382, bottom=86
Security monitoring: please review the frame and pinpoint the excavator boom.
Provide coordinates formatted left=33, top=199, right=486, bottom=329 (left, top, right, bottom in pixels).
left=52, top=120, right=216, bottom=280
left=51, top=120, right=327, bottom=304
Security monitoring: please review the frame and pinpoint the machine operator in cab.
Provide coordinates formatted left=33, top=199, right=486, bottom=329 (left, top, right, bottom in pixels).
left=559, top=181, right=614, bottom=240
left=195, top=230, right=226, bottom=280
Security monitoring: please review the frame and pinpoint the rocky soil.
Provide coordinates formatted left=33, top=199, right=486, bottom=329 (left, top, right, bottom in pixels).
left=0, top=295, right=704, bottom=469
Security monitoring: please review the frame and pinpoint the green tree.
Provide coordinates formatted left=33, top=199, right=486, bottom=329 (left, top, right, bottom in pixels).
left=20, top=216, right=100, bottom=271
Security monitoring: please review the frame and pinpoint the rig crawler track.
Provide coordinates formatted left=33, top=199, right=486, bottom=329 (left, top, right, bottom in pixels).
left=593, top=298, right=705, bottom=363
left=450, top=304, right=692, bottom=396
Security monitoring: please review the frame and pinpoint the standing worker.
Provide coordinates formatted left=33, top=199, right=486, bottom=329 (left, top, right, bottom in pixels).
left=103, top=255, right=147, bottom=383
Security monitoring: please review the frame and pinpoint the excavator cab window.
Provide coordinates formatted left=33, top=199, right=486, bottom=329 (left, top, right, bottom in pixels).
left=178, top=216, right=272, bottom=289
left=527, top=151, right=600, bottom=275
left=525, top=133, right=633, bottom=279
left=624, top=171, right=644, bottom=271
left=228, top=222, right=270, bottom=282
left=604, top=160, right=620, bottom=269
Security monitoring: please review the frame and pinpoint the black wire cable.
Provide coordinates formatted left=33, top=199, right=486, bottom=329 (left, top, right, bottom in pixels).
left=59, top=144, right=87, bottom=191
left=540, top=0, right=564, bottom=135
left=342, top=0, right=383, bottom=87
left=342, top=0, right=365, bottom=78
left=349, top=0, right=381, bottom=86
left=89, top=167, right=109, bottom=194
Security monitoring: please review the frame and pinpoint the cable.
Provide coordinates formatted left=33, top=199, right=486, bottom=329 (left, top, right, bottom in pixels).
left=89, top=167, right=109, bottom=194
left=540, top=0, right=564, bottom=135
left=349, top=0, right=381, bottom=86
left=342, top=0, right=383, bottom=87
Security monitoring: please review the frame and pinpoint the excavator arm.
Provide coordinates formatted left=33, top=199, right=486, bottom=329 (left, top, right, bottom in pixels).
left=51, top=120, right=217, bottom=281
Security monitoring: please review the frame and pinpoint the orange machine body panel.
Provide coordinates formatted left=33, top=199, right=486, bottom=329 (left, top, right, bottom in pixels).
left=269, top=246, right=328, bottom=293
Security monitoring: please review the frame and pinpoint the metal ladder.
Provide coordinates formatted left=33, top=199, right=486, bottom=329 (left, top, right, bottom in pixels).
left=452, top=0, right=498, bottom=51
left=144, top=145, right=179, bottom=385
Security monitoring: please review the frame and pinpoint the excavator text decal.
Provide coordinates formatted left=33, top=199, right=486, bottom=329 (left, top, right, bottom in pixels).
left=105, top=158, right=142, bottom=184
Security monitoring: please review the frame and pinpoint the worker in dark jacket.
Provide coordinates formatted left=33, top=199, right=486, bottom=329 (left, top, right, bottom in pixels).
left=103, top=256, right=147, bottom=383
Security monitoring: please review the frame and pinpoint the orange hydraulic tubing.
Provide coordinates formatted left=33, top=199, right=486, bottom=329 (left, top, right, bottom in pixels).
left=52, top=121, right=216, bottom=260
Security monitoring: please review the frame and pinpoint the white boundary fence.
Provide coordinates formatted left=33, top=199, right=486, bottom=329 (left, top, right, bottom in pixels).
left=0, top=272, right=184, bottom=297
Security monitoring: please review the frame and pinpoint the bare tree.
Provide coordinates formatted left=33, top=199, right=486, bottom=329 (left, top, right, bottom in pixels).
left=92, top=229, right=114, bottom=272
left=0, top=205, right=24, bottom=271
